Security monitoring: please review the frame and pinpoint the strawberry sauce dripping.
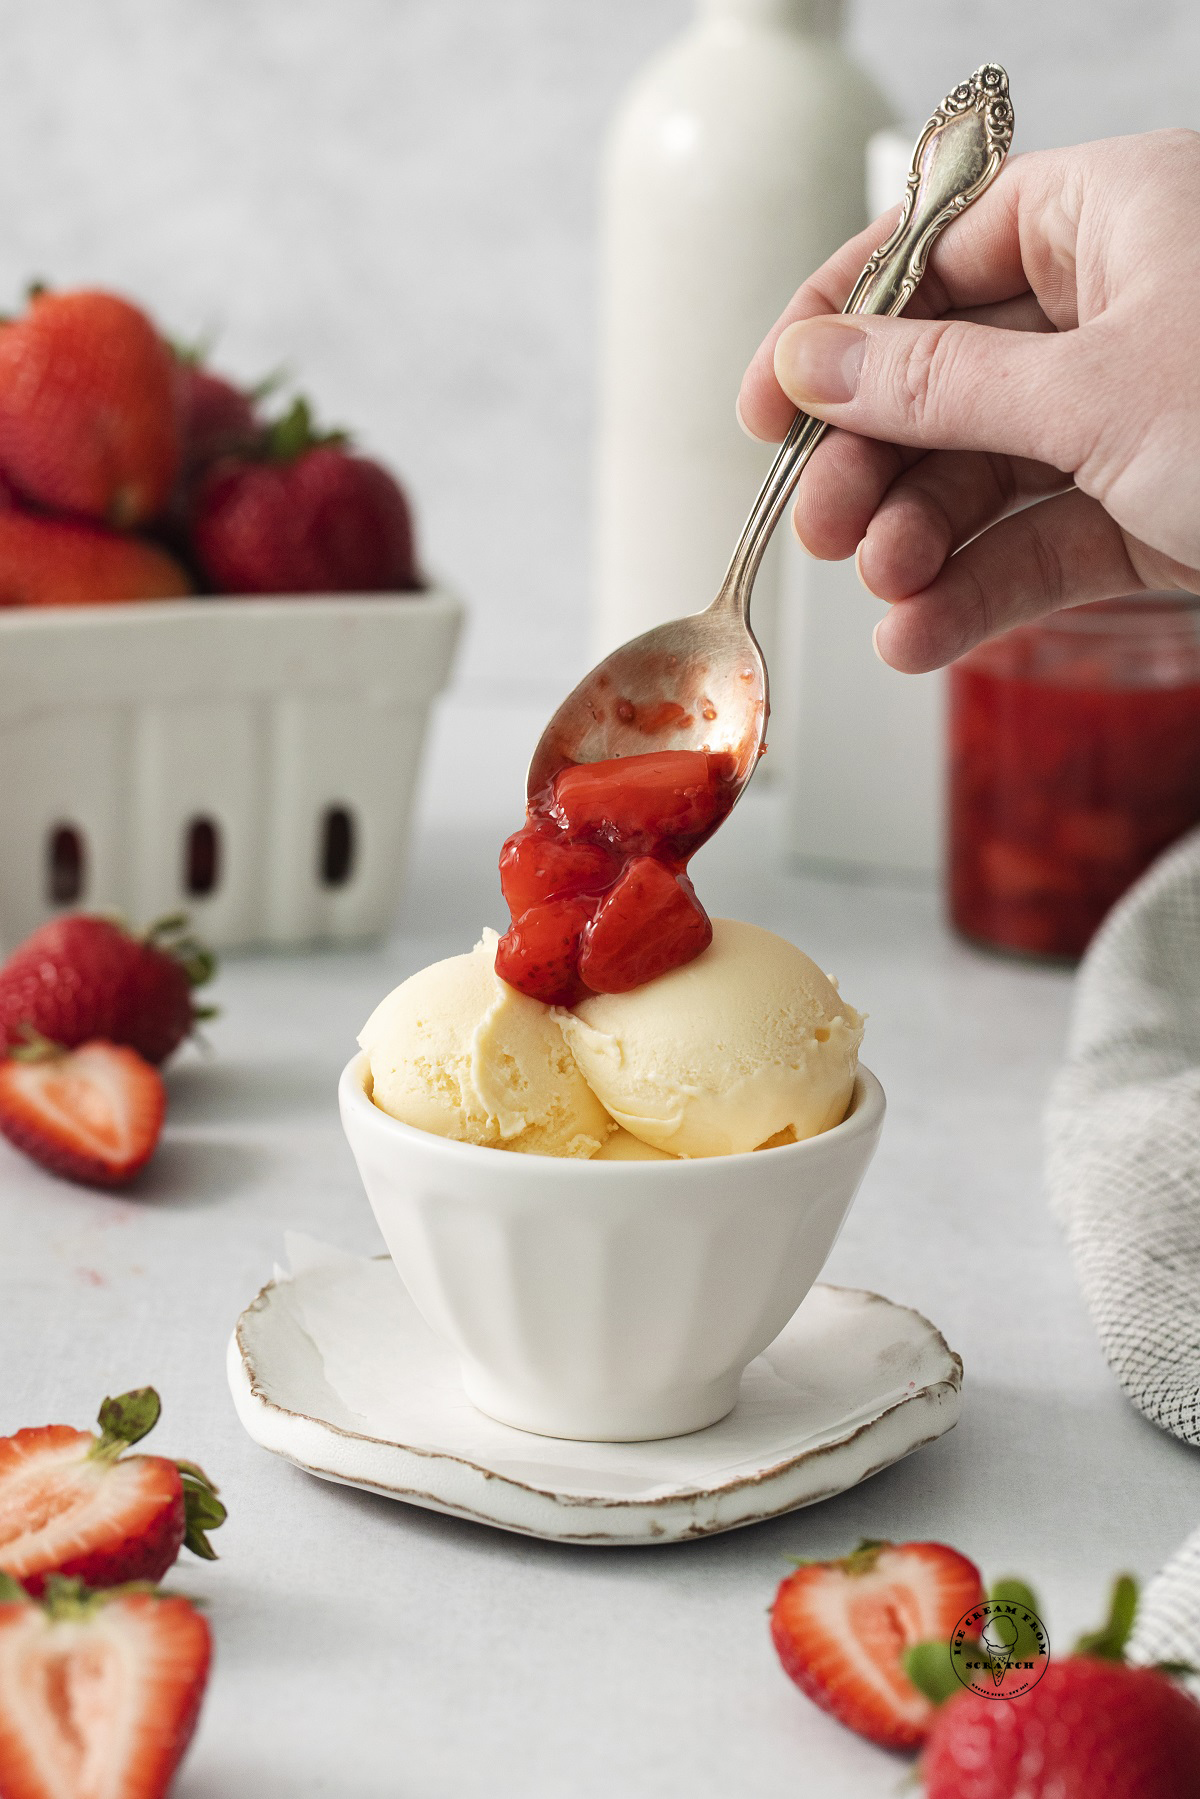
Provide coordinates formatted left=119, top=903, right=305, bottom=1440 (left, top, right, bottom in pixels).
left=495, top=749, right=737, bottom=1005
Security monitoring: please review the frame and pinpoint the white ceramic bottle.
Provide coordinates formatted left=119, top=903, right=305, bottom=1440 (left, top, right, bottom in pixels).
left=592, top=0, right=892, bottom=669
left=779, top=126, right=946, bottom=877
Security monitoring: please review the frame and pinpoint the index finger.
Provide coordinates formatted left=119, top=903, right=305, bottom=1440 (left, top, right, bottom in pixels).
left=738, top=154, right=1029, bottom=442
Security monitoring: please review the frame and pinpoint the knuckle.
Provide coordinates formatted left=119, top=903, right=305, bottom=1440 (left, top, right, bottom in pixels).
left=1019, top=513, right=1066, bottom=610
left=985, top=452, right=1019, bottom=515
left=961, top=562, right=997, bottom=650
left=1157, top=125, right=1200, bottom=160
left=892, top=321, right=962, bottom=435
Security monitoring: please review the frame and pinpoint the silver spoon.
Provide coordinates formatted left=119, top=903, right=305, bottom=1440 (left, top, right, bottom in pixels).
left=527, top=63, right=1015, bottom=815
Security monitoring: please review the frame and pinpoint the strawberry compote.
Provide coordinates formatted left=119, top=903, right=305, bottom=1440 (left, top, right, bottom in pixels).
left=496, top=749, right=737, bottom=1005
left=949, top=598, right=1200, bottom=960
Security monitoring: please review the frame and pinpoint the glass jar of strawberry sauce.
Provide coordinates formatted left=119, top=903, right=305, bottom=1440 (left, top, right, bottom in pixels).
left=948, top=596, right=1200, bottom=960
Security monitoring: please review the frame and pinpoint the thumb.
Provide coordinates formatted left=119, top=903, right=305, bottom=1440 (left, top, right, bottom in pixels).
left=773, top=313, right=1087, bottom=472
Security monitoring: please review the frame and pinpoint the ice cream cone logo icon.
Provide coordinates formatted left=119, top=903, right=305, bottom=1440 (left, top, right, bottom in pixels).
left=951, top=1598, right=1049, bottom=1699
left=981, top=1613, right=1020, bottom=1686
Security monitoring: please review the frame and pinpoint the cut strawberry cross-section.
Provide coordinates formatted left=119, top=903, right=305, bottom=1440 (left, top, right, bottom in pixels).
left=0, top=1574, right=211, bottom=1799
left=0, top=1038, right=166, bottom=1188
left=770, top=1539, right=985, bottom=1750
left=0, top=1386, right=225, bottom=1595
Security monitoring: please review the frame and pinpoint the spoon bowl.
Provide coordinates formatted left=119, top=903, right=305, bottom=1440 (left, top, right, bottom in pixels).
left=525, top=591, right=766, bottom=802
left=529, top=63, right=1014, bottom=815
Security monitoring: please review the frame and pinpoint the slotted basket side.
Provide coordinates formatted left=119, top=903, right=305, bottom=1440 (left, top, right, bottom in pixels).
left=0, top=592, right=462, bottom=951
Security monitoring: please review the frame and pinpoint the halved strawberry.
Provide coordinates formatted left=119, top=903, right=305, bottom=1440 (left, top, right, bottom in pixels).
left=0, top=1574, right=211, bottom=1799
left=494, top=896, right=594, bottom=1007
left=0, top=1387, right=225, bottom=1595
left=579, top=859, right=712, bottom=993
left=771, top=1539, right=985, bottom=1750
left=0, top=1038, right=166, bottom=1187
left=498, top=822, right=621, bottom=916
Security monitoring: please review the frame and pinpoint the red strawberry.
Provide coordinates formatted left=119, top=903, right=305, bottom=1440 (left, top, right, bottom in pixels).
left=0, top=1039, right=166, bottom=1187
left=175, top=359, right=262, bottom=478
left=190, top=396, right=420, bottom=594
left=0, top=1387, right=224, bottom=1594
left=494, top=896, right=593, bottom=1007
left=548, top=750, right=724, bottom=855
left=0, top=913, right=216, bottom=1064
left=0, top=288, right=180, bottom=526
left=923, top=1659, right=1200, bottom=1798
left=0, top=1575, right=211, bottom=1799
left=770, top=1539, right=985, bottom=1750
left=579, top=859, right=712, bottom=993
left=0, top=508, right=190, bottom=606
left=498, top=823, right=622, bottom=917
left=916, top=1576, right=1200, bottom=1798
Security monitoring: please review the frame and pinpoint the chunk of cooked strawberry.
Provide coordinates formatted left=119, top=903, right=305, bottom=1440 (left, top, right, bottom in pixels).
left=0, top=1575, right=211, bottom=1799
left=0, top=1040, right=166, bottom=1188
left=546, top=750, right=723, bottom=855
left=499, top=823, right=622, bottom=916
left=579, top=860, right=712, bottom=993
left=494, top=897, right=595, bottom=1007
left=770, top=1539, right=984, bottom=1750
left=0, top=1387, right=225, bottom=1595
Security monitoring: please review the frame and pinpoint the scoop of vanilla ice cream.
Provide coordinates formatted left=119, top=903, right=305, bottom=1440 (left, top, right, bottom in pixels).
left=360, top=929, right=613, bottom=1158
left=593, top=1127, right=677, bottom=1162
left=555, top=918, right=863, bottom=1158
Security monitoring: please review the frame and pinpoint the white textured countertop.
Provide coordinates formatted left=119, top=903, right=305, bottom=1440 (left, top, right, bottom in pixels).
left=2, top=778, right=1197, bottom=1798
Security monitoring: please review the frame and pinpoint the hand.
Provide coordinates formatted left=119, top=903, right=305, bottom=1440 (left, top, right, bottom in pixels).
left=737, top=130, right=1200, bottom=672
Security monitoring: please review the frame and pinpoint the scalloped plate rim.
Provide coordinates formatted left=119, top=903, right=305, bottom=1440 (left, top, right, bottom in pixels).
left=227, top=1259, right=963, bottom=1546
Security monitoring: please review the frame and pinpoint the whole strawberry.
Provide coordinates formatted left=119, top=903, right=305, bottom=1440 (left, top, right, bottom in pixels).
left=0, top=288, right=180, bottom=526
left=914, top=1576, right=1200, bottom=1799
left=0, top=913, right=215, bottom=1064
left=0, top=1387, right=224, bottom=1594
left=923, top=1658, right=1200, bottom=1798
left=0, top=508, right=190, bottom=606
left=190, top=396, right=420, bottom=593
left=175, top=357, right=262, bottom=480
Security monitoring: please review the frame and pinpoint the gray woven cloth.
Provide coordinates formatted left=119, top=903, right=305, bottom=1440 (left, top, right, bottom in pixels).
left=1045, top=826, right=1200, bottom=1670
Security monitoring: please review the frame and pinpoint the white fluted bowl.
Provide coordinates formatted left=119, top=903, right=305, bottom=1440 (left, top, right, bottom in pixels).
left=339, top=1052, right=885, bottom=1442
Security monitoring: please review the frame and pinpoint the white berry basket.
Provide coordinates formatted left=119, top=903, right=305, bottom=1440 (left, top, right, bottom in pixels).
left=0, top=592, right=462, bottom=952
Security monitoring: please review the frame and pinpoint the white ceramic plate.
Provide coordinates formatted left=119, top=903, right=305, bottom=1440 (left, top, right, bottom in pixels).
left=227, top=1237, right=962, bottom=1545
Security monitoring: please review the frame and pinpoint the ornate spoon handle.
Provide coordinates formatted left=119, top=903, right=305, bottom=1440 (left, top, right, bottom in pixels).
left=716, top=63, right=1015, bottom=614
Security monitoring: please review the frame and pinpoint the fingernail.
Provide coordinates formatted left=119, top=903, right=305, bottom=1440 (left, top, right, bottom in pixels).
left=871, top=619, right=888, bottom=664
left=791, top=505, right=814, bottom=557
left=854, top=540, right=871, bottom=591
left=734, top=392, right=755, bottom=439
left=774, top=318, right=866, bottom=406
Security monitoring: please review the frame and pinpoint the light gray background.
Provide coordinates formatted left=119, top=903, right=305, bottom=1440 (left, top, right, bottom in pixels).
left=0, top=0, right=1193, bottom=702
left=2, top=12, right=1198, bottom=1789
left=4, top=800, right=1198, bottom=1798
